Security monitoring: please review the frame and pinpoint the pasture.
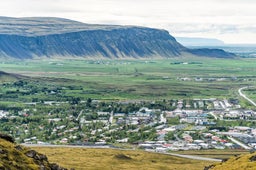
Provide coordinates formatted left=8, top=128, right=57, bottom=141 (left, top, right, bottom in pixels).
left=0, top=57, right=255, bottom=101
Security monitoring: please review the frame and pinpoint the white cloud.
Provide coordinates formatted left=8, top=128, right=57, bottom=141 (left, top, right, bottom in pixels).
left=0, top=0, right=255, bottom=44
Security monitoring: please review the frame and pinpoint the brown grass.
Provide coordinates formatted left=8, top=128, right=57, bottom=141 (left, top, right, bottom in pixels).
left=33, top=147, right=214, bottom=170
left=211, top=152, right=256, bottom=170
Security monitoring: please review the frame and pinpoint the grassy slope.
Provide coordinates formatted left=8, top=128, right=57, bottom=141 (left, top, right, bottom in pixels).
left=0, top=138, right=39, bottom=169
left=33, top=147, right=213, bottom=170
left=210, top=152, right=256, bottom=170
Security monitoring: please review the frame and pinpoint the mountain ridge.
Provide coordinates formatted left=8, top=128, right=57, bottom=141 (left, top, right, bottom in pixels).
left=0, top=16, right=236, bottom=59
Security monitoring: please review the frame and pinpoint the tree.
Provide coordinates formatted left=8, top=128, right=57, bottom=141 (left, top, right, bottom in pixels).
left=165, top=131, right=176, bottom=141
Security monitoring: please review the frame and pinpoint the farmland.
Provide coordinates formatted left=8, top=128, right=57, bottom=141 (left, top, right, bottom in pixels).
left=0, top=57, right=255, bottom=101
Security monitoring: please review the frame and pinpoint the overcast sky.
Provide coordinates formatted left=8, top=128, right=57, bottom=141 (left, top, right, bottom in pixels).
left=1, top=0, right=256, bottom=44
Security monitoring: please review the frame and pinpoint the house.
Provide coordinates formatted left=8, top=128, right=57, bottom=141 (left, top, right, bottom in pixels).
left=187, top=143, right=200, bottom=150
left=155, top=147, right=168, bottom=152
left=199, top=143, right=209, bottom=149
left=60, top=138, right=68, bottom=144
left=97, top=112, right=110, bottom=116
left=165, top=111, right=175, bottom=118
left=48, top=118, right=61, bottom=122
left=114, top=113, right=126, bottom=117
left=116, top=138, right=128, bottom=143
left=136, top=107, right=153, bottom=117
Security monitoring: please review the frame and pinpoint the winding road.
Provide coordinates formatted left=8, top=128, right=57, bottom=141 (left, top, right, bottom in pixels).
left=238, top=86, right=256, bottom=107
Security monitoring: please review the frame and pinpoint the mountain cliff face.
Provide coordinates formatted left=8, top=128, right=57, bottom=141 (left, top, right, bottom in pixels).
left=0, top=17, right=235, bottom=59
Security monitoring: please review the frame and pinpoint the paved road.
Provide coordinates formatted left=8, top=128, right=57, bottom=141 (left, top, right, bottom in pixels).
left=109, top=111, right=113, bottom=124
left=209, top=111, right=218, bottom=120
left=174, top=134, right=182, bottom=141
left=165, top=152, right=222, bottom=162
left=238, top=86, right=256, bottom=107
left=76, top=110, right=84, bottom=121
left=227, top=136, right=251, bottom=150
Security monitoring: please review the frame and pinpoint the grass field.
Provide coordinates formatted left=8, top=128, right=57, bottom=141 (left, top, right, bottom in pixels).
left=33, top=147, right=215, bottom=170
left=243, top=87, right=256, bottom=101
left=0, top=57, right=255, bottom=100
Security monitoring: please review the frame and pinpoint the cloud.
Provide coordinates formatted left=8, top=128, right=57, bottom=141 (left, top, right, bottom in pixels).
left=0, top=0, right=255, bottom=43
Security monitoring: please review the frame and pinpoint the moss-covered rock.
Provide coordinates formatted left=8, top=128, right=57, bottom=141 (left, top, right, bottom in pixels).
left=0, top=134, right=67, bottom=170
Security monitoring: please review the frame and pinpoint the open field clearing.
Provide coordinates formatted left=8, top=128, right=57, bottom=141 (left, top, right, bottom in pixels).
left=33, top=147, right=214, bottom=170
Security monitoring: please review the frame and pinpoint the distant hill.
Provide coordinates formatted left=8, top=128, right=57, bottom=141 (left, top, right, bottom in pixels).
left=0, top=17, right=235, bottom=59
left=0, top=71, right=25, bottom=82
left=176, top=37, right=225, bottom=47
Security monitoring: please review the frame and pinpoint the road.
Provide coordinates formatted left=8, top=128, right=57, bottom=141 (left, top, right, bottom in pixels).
left=109, top=111, right=113, bottom=124
left=227, top=136, right=251, bottom=150
left=160, top=113, right=167, bottom=123
left=174, top=134, right=182, bottom=142
left=76, top=110, right=84, bottom=121
left=164, top=152, right=222, bottom=162
left=23, top=144, right=222, bottom=162
left=209, top=111, right=218, bottom=120
left=238, top=86, right=256, bottom=107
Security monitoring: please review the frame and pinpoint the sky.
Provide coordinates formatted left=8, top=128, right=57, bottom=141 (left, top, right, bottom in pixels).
left=1, top=0, right=256, bottom=44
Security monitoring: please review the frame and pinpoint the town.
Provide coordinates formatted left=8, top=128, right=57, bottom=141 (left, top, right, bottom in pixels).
left=1, top=97, right=256, bottom=153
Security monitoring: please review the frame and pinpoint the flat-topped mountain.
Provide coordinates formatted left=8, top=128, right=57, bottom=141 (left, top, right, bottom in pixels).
left=0, top=17, right=126, bottom=36
left=0, top=17, right=235, bottom=59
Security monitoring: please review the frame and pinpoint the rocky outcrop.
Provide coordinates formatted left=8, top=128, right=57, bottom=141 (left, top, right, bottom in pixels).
left=0, top=133, right=15, bottom=143
left=0, top=17, right=236, bottom=59
left=0, top=134, right=68, bottom=170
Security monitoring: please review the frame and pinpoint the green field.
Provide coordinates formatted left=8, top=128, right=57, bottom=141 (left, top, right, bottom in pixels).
left=243, top=87, right=256, bottom=101
left=0, top=57, right=255, bottom=101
